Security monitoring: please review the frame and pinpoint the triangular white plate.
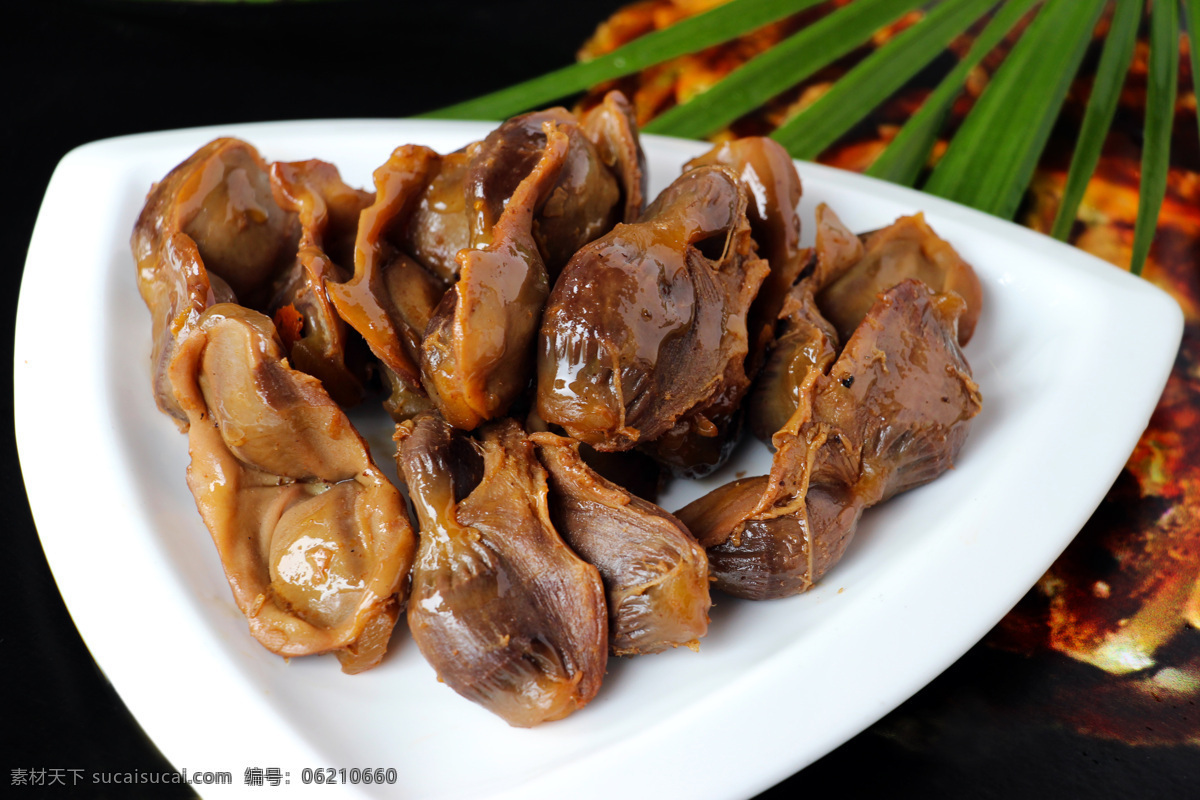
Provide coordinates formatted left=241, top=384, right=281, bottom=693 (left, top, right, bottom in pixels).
left=16, top=121, right=1182, bottom=799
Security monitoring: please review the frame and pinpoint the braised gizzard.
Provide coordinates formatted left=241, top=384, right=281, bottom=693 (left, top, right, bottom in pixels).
left=132, top=94, right=981, bottom=726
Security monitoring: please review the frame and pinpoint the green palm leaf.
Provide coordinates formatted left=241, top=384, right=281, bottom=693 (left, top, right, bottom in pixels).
left=866, top=0, right=1042, bottom=186
left=1187, top=1, right=1200, bottom=133
left=1050, top=0, right=1141, bottom=241
left=771, top=0, right=999, bottom=161
left=420, top=0, right=824, bottom=121
left=645, top=0, right=925, bottom=139
left=922, top=0, right=1106, bottom=219
left=419, top=0, right=1192, bottom=283
left=1130, top=0, right=1180, bottom=277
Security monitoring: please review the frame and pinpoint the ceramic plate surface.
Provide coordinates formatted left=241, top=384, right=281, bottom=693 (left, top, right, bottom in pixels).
left=15, top=121, right=1182, bottom=799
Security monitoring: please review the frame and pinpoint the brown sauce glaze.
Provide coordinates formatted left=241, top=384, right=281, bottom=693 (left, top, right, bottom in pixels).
left=532, top=432, right=709, bottom=655
left=537, top=165, right=768, bottom=477
left=168, top=304, right=415, bottom=673
left=396, top=415, right=607, bottom=727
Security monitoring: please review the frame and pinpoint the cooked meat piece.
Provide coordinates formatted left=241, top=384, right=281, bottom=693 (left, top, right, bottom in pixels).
left=686, top=137, right=805, bottom=376
left=407, top=92, right=642, bottom=283
left=526, top=409, right=663, bottom=502
left=808, top=202, right=866, bottom=291
left=172, top=141, right=297, bottom=308
left=404, top=145, right=476, bottom=284
left=132, top=138, right=296, bottom=425
left=812, top=278, right=982, bottom=503
left=532, top=432, right=709, bottom=655
left=748, top=280, right=841, bottom=444
left=267, top=159, right=374, bottom=407
left=576, top=444, right=663, bottom=504
left=817, top=213, right=983, bottom=345
left=134, top=231, right=234, bottom=426
left=680, top=279, right=980, bottom=599
left=537, top=165, right=769, bottom=474
left=326, top=145, right=449, bottom=421
left=679, top=477, right=865, bottom=600
left=467, top=107, right=619, bottom=275
left=167, top=304, right=415, bottom=673
left=421, top=122, right=569, bottom=430
left=396, top=415, right=607, bottom=727
left=642, top=142, right=805, bottom=475
left=679, top=291, right=856, bottom=599
left=331, top=96, right=643, bottom=426
left=640, top=377, right=749, bottom=478
left=580, top=90, right=647, bottom=224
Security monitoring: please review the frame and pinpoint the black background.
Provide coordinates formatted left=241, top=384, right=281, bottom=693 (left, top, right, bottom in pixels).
left=5, top=2, right=1198, bottom=798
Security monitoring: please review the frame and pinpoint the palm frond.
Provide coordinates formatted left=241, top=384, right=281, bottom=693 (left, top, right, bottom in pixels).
left=1130, top=0, right=1180, bottom=277
left=1050, top=0, right=1140, bottom=241
left=866, top=0, right=1042, bottom=186
left=771, top=0, right=998, bottom=161
left=1187, top=0, right=1200, bottom=130
left=645, top=0, right=925, bottom=139
left=425, top=0, right=1194, bottom=281
left=420, top=0, right=824, bottom=120
left=922, top=0, right=1106, bottom=219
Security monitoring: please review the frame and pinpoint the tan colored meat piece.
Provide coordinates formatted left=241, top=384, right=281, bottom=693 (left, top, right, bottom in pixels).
left=680, top=279, right=980, bottom=599
left=581, top=90, right=647, bottom=225
left=396, top=415, right=607, bottom=727
left=404, top=145, right=476, bottom=284
left=685, top=137, right=806, bottom=375
left=645, top=137, right=807, bottom=473
left=326, top=145, right=449, bottom=421
left=466, top=107, right=619, bottom=274
left=680, top=288, right=858, bottom=599
left=808, top=202, right=867, bottom=291
left=748, top=206, right=857, bottom=442
left=813, top=279, right=982, bottom=503
left=817, top=213, right=983, bottom=346
left=169, top=304, right=415, bottom=673
left=420, top=122, right=569, bottom=430
left=406, top=91, right=644, bottom=283
left=532, top=432, right=709, bottom=655
left=132, top=138, right=297, bottom=425
left=537, top=165, right=769, bottom=476
left=267, top=159, right=374, bottom=407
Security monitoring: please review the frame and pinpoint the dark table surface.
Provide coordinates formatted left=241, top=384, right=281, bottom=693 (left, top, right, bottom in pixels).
left=6, top=2, right=1198, bottom=798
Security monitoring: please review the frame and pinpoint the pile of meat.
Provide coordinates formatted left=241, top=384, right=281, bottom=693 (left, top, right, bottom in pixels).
left=132, top=93, right=982, bottom=727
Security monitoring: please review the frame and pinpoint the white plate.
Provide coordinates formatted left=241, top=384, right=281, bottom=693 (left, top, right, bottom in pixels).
left=15, top=121, right=1182, bottom=799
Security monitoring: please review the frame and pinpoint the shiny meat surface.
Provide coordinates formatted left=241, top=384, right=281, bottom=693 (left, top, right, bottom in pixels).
left=686, top=138, right=805, bottom=376
left=747, top=208, right=854, bottom=442
left=467, top=108, right=619, bottom=274
left=325, top=145, right=448, bottom=420
left=405, top=145, right=476, bottom=284
left=817, top=213, right=983, bottom=346
left=421, top=121, right=569, bottom=430
left=167, top=304, right=415, bottom=673
left=680, top=279, right=980, bottom=599
left=406, top=92, right=643, bottom=283
left=808, top=202, right=866, bottom=291
left=679, top=289, right=857, bottom=599
left=131, top=138, right=294, bottom=425
left=267, top=159, right=374, bottom=407
left=812, top=278, right=982, bottom=504
left=174, top=141, right=297, bottom=309
left=537, top=165, right=769, bottom=473
left=532, top=432, right=709, bottom=655
left=396, top=415, right=607, bottom=727
left=679, top=477, right=864, bottom=600
left=581, top=90, right=647, bottom=225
